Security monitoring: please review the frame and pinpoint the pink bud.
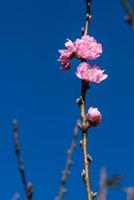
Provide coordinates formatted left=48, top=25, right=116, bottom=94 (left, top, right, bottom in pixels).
left=87, top=107, right=102, bottom=126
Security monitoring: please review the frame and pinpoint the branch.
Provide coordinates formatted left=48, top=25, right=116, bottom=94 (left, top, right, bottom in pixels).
left=97, top=167, right=122, bottom=200
left=122, top=0, right=133, bottom=16
left=12, top=119, right=33, bottom=200
left=77, top=1, right=93, bottom=200
left=97, top=167, right=107, bottom=200
left=11, top=193, right=20, bottom=200
left=121, top=0, right=134, bottom=28
left=55, top=120, right=79, bottom=200
left=83, top=0, right=92, bottom=35
left=124, top=187, right=134, bottom=200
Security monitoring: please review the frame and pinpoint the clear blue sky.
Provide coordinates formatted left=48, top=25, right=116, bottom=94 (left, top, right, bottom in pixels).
left=0, top=0, right=134, bottom=199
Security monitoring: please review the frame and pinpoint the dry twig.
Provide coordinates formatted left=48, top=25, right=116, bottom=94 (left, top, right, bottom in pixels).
left=55, top=120, right=79, bottom=200
left=124, top=187, right=134, bottom=200
left=11, top=193, right=20, bottom=200
left=12, top=119, right=33, bottom=200
left=97, top=167, right=107, bottom=200
left=121, top=0, right=134, bottom=28
left=77, top=1, right=93, bottom=200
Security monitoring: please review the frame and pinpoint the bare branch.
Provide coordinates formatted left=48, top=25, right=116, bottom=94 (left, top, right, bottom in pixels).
left=97, top=168, right=107, bottom=200
left=12, top=119, right=33, bottom=200
left=11, top=193, right=20, bottom=200
left=55, top=120, right=79, bottom=200
left=97, top=167, right=122, bottom=200
left=84, top=0, right=92, bottom=35
left=121, top=0, right=134, bottom=28
left=124, top=187, right=134, bottom=200
left=78, top=1, right=93, bottom=200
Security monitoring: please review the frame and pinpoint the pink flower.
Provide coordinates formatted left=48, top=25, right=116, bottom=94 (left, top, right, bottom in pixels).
left=65, top=39, right=76, bottom=52
left=75, top=62, right=108, bottom=83
left=87, top=107, right=102, bottom=126
left=58, top=36, right=103, bottom=71
left=74, top=35, right=102, bottom=60
left=58, top=39, right=76, bottom=71
left=58, top=49, right=72, bottom=71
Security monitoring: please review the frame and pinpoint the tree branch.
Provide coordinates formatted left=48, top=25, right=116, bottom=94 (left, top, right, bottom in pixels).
left=11, top=193, right=20, bottom=200
left=121, top=0, right=134, bottom=28
left=55, top=120, right=79, bottom=200
left=77, top=1, right=93, bottom=200
left=124, top=187, right=134, bottom=200
left=97, top=167, right=107, bottom=200
left=12, top=119, right=33, bottom=200
left=84, top=0, right=91, bottom=35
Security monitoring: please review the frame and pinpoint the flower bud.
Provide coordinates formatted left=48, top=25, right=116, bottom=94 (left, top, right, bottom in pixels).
left=87, top=107, right=102, bottom=127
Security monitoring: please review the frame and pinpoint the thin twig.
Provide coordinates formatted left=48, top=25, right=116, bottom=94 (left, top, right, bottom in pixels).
left=97, top=168, right=123, bottom=200
left=121, top=0, right=134, bottom=28
left=84, top=0, right=91, bottom=35
left=12, top=119, right=33, bottom=200
left=11, top=193, right=20, bottom=200
left=77, top=1, right=92, bottom=200
left=97, top=167, right=107, bottom=200
left=124, top=187, right=134, bottom=200
left=55, top=120, right=79, bottom=200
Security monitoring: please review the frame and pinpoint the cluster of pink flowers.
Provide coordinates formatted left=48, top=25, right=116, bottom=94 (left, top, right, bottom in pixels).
left=58, top=35, right=108, bottom=127
left=58, top=35, right=107, bottom=84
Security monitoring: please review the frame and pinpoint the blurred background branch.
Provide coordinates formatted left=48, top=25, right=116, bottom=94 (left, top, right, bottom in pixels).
left=124, top=187, right=134, bottom=200
left=12, top=119, right=33, bottom=200
left=121, top=0, right=134, bottom=28
left=55, top=120, right=79, bottom=200
left=11, top=193, right=20, bottom=200
left=97, top=167, right=107, bottom=200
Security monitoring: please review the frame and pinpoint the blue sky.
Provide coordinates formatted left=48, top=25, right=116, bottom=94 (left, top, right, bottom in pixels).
left=0, top=0, right=134, bottom=199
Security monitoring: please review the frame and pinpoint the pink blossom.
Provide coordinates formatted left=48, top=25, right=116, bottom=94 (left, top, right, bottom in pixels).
left=65, top=39, right=76, bottom=52
left=75, top=62, right=108, bottom=83
left=58, top=36, right=103, bottom=71
left=58, top=50, right=72, bottom=70
left=58, top=49, right=72, bottom=63
left=87, top=107, right=102, bottom=126
left=58, top=39, right=76, bottom=71
left=74, top=35, right=102, bottom=60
